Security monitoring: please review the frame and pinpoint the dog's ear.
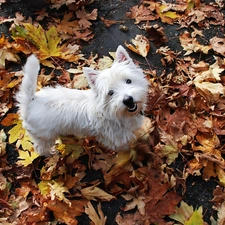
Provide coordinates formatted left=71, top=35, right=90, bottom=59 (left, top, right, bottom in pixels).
left=115, top=45, right=133, bottom=63
left=83, top=67, right=99, bottom=88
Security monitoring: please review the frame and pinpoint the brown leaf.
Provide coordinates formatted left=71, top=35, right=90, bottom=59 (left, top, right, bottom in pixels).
left=145, top=24, right=168, bottom=46
left=81, top=185, right=116, bottom=201
left=1, top=113, right=19, bottom=126
left=47, top=199, right=88, bottom=224
left=85, top=202, right=107, bottom=225
left=133, top=168, right=182, bottom=224
left=126, top=5, right=156, bottom=24
left=100, top=17, right=117, bottom=27
left=76, top=8, right=98, bottom=29
left=210, top=37, right=225, bottom=57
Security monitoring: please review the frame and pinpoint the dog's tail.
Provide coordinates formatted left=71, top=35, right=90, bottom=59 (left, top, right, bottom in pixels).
left=16, top=55, right=40, bottom=118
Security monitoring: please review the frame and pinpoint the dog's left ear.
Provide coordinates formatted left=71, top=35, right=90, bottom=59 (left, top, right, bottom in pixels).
left=83, top=67, right=99, bottom=88
left=115, top=45, right=133, bottom=63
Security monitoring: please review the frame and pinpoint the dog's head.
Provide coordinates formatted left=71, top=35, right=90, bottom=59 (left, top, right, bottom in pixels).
left=83, top=45, right=149, bottom=119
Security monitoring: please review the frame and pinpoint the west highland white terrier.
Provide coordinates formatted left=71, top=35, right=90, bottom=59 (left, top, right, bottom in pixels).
left=16, top=45, right=149, bottom=156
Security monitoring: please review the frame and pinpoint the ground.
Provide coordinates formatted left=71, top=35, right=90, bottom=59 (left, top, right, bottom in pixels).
left=0, top=0, right=225, bottom=225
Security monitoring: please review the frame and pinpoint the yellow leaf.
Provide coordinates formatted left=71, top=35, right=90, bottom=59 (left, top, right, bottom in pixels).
left=185, top=207, right=204, bottom=225
left=8, top=119, right=33, bottom=151
left=170, top=201, right=204, bottom=225
left=49, top=181, right=70, bottom=205
left=38, top=180, right=70, bottom=205
left=45, top=26, right=62, bottom=57
left=8, top=120, right=24, bottom=144
left=21, top=132, right=33, bottom=151
left=216, top=165, right=225, bottom=186
left=156, top=4, right=180, bottom=24
left=38, top=181, right=51, bottom=196
left=17, top=149, right=39, bottom=167
left=23, top=23, right=61, bottom=60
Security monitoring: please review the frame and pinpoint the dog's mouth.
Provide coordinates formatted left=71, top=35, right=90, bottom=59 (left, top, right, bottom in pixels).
left=127, top=103, right=137, bottom=112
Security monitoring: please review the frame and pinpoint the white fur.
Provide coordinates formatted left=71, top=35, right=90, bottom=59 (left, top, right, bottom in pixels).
left=16, top=46, right=149, bottom=156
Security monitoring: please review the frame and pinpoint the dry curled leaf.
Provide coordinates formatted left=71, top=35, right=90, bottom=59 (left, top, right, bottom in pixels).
left=125, top=35, right=150, bottom=58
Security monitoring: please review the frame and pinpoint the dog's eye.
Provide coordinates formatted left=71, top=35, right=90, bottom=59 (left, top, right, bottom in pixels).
left=126, top=79, right=132, bottom=84
left=108, top=90, right=114, bottom=96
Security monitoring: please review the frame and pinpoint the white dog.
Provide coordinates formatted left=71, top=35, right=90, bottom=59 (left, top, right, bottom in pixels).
left=16, top=46, right=149, bottom=156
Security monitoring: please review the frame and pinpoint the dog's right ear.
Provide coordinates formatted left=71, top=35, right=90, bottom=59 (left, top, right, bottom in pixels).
left=83, top=67, right=99, bottom=88
left=115, top=45, right=133, bottom=64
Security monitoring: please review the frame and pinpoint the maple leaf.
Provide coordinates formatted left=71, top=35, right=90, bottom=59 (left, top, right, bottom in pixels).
left=154, top=128, right=179, bottom=165
left=39, top=180, right=70, bottom=205
left=8, top=119, right=33, bottom=152
left=81, top=185, right=115, bottom=201
left=157, top=46, right=180, bottom=65
left=56, top=12, right=80, bottom=35
left=47, top=199, right=88, bottom=224
left=85, top=202, right=107, bottom=225
left=169, top=201, right=204, bottom=225
left=194, top=80, right=225, bottom=104
left=60, top=43, right=85, bottom=62
left=179, top=31, right=211, bottom=55
left=126, top=5, right=157, bottom=24
left=12, top=23, right=62, bottom=60
left=194, top=58, right=224, bottom=82
left=17, top=149, right=39, bottom=167
left=76, top=8, right=98, bottom=29
left=123, top=195, right=146, bottom=216
left=133, top=168, right=182, bottom=224
left=125, top=35, right=150, bottom=58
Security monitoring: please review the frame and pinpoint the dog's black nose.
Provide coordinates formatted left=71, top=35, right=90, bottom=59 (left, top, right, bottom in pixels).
left=123, top=95, right=134, bottom=108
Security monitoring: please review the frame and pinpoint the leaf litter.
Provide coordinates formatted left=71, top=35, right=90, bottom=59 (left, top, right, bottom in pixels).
left=0, top=0, right=225, bottom=224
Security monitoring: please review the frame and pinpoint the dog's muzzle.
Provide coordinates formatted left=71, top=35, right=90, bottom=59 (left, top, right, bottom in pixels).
left=123, top=96, right=138, bottom=112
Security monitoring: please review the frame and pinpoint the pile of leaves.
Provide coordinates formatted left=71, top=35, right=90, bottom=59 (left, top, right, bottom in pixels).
left=0, top=0, right=225, bottom=224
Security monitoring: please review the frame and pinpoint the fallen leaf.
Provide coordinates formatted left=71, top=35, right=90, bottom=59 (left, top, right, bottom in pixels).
left=17, top=149, right=39, bottom=167
left=210, top=37, right=225, bottom=57
left=100, top=17, right=117, bottom=27
left=47, top=199, right=88, bottom=225
left=145, top=24, right=168, bottom=46
left=124, top=195, right=146, bottom=215
left=76, top=8, right=98, bottom=29
left=85, top=202, right=107, bottom=225
left=81, top=185, right=115, bottom=201
left=39, top=180, right=70, bottom=205
left=180, top=31, right=211, bottom=55
left=156, top=3, right=180, bottom=24
left=1, top=113, right=19, bottom=126
left=125, top=35, right=150, bottom=58
left=126, top=5, right=157, bottom=24
left=170, top=201, right=204, bottom=225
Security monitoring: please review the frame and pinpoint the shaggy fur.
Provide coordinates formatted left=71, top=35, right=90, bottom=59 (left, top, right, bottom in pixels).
left=16, top=46, right=149, bottom=156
